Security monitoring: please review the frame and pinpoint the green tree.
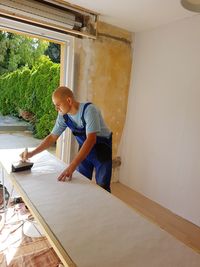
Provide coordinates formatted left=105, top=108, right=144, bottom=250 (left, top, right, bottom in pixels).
left=0, top=31, right=49, bottom=75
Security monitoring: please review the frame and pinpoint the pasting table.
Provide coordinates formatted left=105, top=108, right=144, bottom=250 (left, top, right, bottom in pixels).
left=1, top=148, right=200, bottom=267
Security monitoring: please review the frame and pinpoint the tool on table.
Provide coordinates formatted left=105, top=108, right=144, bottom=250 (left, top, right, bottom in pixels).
left=11, top=148, right=34, bottom=172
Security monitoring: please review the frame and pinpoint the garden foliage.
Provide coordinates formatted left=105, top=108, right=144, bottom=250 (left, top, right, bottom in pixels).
left=0, top=56, right=60, bottom=138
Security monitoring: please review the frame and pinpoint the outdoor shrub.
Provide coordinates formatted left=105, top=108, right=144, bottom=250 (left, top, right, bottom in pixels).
left=0, top=56, right=60, bottom=138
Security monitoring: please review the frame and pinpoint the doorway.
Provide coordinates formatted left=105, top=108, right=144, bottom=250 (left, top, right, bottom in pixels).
left=0, top=16, right=74, bottom=163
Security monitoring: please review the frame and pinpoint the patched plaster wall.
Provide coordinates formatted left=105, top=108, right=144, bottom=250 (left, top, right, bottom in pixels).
left=73, top=22, right=133, bottom=181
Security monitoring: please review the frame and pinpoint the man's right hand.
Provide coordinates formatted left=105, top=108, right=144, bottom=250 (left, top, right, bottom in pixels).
left=20, top=150, right=33, bottom=162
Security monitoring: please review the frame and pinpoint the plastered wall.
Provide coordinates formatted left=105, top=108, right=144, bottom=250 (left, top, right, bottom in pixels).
left=73, top=22, right=133, bottom=180
left=119, top=15, right=200, bottom=226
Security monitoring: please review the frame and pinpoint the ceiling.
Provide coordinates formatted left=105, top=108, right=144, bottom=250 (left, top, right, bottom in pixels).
left=65, top=0, right=198, bottom=32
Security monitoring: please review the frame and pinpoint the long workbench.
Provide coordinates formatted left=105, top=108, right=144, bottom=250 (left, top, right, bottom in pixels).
left=0, top=148, right=200, bottom=267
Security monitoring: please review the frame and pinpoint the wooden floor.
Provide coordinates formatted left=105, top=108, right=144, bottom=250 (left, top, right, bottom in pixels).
left=111, top=182, right=200, bottom=254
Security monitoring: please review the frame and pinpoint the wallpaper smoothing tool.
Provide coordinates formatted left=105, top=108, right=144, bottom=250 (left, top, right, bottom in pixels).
left=11, top=148, right=34, bottom=172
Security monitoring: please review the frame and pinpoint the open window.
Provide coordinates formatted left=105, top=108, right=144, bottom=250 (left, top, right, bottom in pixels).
left=0, top=15, right=74, bottom=163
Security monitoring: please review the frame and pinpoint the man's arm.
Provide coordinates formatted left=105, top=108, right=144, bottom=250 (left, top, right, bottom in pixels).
left=58, top=132, right=96, bottom=181
left=20, top=134, right=59, bottom=160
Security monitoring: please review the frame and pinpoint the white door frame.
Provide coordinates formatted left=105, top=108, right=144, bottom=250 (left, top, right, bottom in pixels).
left=0, top=16, right=74, bottom=163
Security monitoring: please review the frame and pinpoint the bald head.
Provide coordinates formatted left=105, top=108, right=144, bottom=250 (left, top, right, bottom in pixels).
left=52, top=86, right=78, bottom=115
left=53, top=86, right=74, bottom=100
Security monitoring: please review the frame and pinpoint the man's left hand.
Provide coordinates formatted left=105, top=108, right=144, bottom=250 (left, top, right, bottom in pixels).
left=57, top=163, right=76, bottom=182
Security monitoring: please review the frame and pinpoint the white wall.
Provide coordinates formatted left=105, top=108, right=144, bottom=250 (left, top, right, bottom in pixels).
left=119, top=15, right=200, bottom=226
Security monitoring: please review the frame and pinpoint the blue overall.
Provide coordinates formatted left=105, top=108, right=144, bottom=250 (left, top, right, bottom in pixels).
left=63, top=103, right=112, bottom=192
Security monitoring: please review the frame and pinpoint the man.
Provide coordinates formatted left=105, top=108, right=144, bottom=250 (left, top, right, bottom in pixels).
left=21, top=86, right=112, bottom=192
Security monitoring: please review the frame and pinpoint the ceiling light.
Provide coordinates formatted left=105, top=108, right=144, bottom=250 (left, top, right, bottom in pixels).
left=181, top=0, right=200, bottom=12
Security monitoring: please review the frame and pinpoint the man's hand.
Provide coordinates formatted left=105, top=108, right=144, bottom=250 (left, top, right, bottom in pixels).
left=19, top=134, right=59, bottom=162
left=58, top=163, right=76, bottom=182
left=20, top=150, right=33, bottom=162
left=57, top=133, right=96, bottom=182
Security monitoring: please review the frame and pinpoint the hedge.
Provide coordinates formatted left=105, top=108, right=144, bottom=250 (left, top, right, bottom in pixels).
left=0, top=56, right=60, bottom=138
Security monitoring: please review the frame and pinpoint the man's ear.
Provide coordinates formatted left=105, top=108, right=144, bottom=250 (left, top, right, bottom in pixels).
left=66, top=97, right=72, bottom=105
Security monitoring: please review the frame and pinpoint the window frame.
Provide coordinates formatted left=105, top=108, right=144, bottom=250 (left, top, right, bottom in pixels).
left=0, top=16, right=74, bottom=163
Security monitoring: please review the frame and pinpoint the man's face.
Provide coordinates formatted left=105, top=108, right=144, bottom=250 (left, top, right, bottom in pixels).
left=52, top=95, right=71, bottom=115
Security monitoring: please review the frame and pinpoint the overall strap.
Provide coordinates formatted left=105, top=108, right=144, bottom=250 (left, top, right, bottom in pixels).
left=81, top=102, right=92, bottom=127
